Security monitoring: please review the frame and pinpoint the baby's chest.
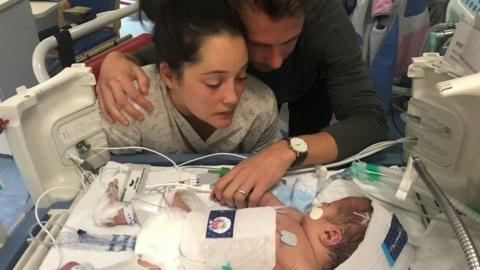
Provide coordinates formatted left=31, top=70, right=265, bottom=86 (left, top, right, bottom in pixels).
left=275, top=216, right=317, bottom=270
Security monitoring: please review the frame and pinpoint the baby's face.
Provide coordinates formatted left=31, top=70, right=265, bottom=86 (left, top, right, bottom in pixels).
left=305, top=197, right=358, bottom=223
left=301, top=197, right=370, bottom=267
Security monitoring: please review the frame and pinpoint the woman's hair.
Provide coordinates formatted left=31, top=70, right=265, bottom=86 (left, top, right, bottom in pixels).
left=143, top=0, right=245, bottom=75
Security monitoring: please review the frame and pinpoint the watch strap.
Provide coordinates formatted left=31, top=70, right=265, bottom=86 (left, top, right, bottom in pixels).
left=286, top=138, right=308, bottom=167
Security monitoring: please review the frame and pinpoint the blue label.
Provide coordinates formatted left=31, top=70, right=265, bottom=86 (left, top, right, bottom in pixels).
left=381, top=214, right=408, bottom=267
left=206, top=210, right=236, bottom=238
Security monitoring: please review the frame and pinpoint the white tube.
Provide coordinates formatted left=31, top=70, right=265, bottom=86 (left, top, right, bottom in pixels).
left=0, top=221, right=7, bottom=248
left=352, top=161, right=480, bottom=224
left=32, top=2, right=140, bottom=83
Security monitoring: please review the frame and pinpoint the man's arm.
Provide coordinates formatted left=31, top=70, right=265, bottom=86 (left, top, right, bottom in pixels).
left=96, top=45, right=157, bottom=125
left=131, top=43, right=157, bottom=66
left=212, top=0, right=386, bottom=209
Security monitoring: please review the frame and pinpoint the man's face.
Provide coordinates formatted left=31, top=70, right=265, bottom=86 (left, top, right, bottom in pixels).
left=240, top=5, right=304, bottom=72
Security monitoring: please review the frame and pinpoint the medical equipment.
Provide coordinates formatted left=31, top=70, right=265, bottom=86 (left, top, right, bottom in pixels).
left=309, top=202, right=323, bottom=220
left=351, top=161, right=480, bottom=224
left=0, top=0, right=39, bottom=100
left=350, top=159, right=480, bottom=269
left=403, top=14, right=480, bottom=210
left=0, top=64, right=110, bottom=206
left=32, top=2, right=139, bottom=83
left=446, top=0, right=480, bottom=25
left=411, top=156, right=480, bottom=270
left=279, top=230, right=297, bottom=247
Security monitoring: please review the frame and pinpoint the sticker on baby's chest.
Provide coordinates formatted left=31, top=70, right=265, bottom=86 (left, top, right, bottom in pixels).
left=206, top=210, right=236, bottom=238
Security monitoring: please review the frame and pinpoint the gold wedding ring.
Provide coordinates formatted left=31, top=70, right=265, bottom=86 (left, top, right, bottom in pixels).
left=236, top=188, right=249, bottom=197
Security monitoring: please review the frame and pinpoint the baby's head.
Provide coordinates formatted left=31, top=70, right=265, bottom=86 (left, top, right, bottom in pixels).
left=303, top=196, right=373, bottom=270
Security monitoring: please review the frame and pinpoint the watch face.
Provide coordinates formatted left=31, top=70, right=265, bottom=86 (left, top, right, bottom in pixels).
left=290, top=137, right=308, bottom=152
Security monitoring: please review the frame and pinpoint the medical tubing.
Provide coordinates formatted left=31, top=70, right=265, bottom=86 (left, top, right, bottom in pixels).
left=412, top=157, right=480, bottom=270
left=286, top=137, right=414, bottom=175
left=352, top=161, right=480, bottom=224
left=351, top=161, right=404, bottom=181
left=35, top=186, right=80, bottom=270
left=449, top=197, right=480, bottom=225
left=94, top=146, right=181, bottom=175
left=178, top=152, right=247, bottom=167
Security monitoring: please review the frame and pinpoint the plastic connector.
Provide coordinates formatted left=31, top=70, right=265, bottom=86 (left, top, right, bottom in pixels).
left=396, top=157, right=418, bottom=201
left=197, top=173, right=220, bottom=185
left=208, top=167, right=230, bottom=177
left=351, top=162, right=382, bottom=181
left=314, top=164, right=329, bottom=191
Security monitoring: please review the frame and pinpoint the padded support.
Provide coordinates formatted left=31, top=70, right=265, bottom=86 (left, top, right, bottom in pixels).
left=55, top=29, right=76, bottom=68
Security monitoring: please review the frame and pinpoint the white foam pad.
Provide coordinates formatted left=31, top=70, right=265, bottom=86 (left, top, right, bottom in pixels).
left=335, top=201, right=414, bottom=270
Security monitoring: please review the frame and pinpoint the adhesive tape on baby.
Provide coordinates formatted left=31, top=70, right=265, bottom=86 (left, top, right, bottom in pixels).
left=309, top=206, right=324, bottom=220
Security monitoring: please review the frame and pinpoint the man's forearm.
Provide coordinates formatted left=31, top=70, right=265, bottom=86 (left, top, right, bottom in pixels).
left=301, top=132, right=338, bottom=165
left=124, top=52, right=142, bottom=66
left=131, top=44, right=157, bottom=66
left=270, top=131, right=338, bottom=168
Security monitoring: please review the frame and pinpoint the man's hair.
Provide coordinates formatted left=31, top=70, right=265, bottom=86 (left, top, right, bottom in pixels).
left=230, top=0, right=308, bottom=19
left=139, top=0, right=158, bottom=21
left=323, top=198, right=373, bottom=270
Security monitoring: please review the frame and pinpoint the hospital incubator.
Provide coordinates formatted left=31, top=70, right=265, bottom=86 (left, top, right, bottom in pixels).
left=1, top=8, right=480, bottom=270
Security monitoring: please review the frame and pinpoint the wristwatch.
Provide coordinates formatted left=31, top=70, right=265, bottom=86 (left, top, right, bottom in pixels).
left=286, top=137, right=308, bottom=167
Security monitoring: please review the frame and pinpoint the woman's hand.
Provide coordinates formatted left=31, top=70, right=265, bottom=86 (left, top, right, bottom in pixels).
left=96, top=51, right=153, bottom=126
left=211, top=140, right=296, bottom=208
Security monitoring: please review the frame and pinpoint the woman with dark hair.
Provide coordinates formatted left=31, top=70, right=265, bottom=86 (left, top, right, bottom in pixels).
left=101, top=0, right=280, bottom=155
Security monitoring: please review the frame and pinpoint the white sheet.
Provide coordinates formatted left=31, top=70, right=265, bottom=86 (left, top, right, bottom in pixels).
left=40, top=162, right=141, bottom=269
left=411, top=217, right=480, bottom=270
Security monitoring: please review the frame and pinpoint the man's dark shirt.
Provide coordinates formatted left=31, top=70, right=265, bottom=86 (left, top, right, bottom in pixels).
left=134, top=0, right=387, bottom=159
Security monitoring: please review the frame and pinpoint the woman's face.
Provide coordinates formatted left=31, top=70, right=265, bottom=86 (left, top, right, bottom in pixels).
left=163, top=34, right=248, bottom=129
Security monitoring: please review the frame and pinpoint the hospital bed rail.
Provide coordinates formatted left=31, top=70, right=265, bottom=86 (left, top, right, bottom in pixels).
left=32, top=1, right=140, bottom=83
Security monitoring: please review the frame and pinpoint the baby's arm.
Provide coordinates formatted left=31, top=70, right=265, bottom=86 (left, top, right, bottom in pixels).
left=258, top=192, right=304, bottom=224
left=95, top=182, right=190, bottom=226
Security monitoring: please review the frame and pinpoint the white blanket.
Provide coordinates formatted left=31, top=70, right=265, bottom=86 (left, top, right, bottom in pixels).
left=411, top=217, right=480, bottom=270
left=40, top=162, right=141, bottom=269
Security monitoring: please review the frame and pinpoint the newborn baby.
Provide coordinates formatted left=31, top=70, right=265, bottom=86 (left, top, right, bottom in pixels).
left=62, top=181, right=373, bottom=270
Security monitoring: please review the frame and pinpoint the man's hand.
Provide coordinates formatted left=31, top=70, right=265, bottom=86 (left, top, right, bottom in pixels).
left=211, top=140, right=296, bottom=208
left=96, top=51, right=154, bottom=126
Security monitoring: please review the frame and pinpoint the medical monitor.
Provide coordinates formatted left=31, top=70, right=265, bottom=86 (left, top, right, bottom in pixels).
left=0, top=64, right=110, bottom=207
